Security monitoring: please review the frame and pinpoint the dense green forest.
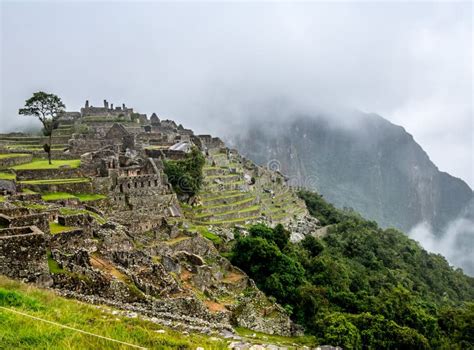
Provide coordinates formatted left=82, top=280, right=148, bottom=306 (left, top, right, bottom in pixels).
left=230, top=191, right=474, bottom=349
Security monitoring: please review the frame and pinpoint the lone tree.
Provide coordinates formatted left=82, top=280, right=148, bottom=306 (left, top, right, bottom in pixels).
left=19, top=91, right=65, bottom=164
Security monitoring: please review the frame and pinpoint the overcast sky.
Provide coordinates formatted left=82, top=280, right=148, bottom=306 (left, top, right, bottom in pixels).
left=1, top=1, right=472, bottom=186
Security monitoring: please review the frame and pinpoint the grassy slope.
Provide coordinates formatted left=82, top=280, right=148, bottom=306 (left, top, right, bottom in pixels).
left=0, top=172, right=16, bottom=180
left=12, top=159, right=81, bottom=170
left=0, top=276, right=227, bottom=350
left=41, top=192, right=106, bottom=202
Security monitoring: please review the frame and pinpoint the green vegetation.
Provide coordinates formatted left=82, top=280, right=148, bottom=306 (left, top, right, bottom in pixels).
left=0, top=153, right=30, bottom=159
left=41, top=192, right=77, bottom=201
left=49, top=222, right=77, bottom=234
left=194, top=205, right=260, bottom=219
left=6, top=145, right=66, bottom=151
left=0, top=172, right=16, bottom=180
left=229, top=191, right=474, bottom=349
left=74, top=193, right=107, bottom=202
left=20, top=178, right=89, bottom=185
left=0, top=276, right=228, bottom=349
left=0, top=195, right=5, bottom=202
left=163, top=147, right=205, bottom=197
left=19, top=203, right=48, bottom=210
left=235, top=327, right=316, bottom=347
left=59, top=208, right=106, bottom=225
left=11, top=159, right=80, bottom=170
left=298, top=190, right=346, bottom=226
left=18, top=91, right=66, bottom=164
left=47, top=251, right=67, bottom=274
left=41, top=192, right=105, bottom=202
left=189, top=225, right=223, bottom=245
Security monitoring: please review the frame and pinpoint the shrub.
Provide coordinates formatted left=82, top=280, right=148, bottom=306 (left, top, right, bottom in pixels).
left=163, top=147, right=205, bottom=198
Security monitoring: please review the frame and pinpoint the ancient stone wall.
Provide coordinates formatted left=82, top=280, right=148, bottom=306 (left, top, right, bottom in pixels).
left=111, top=174, right=161, bottom=194
left=19, top=180, right=93, bottom=194
left=14, top=168, right=84, bottom=181
left=0, top=154, right=33, bottom=169
left=0, top=212, right=50, bottom=234
left=0, top=179, right=16, bottom=194
left=58, top=213, right=89, bottom=227
left=0, top=226, right=51, bottom=285
left=197, top=135, right=226, bottom=151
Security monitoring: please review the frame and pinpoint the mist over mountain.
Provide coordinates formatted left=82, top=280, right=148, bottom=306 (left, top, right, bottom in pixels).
left=226, top=111, right=473, bottom=273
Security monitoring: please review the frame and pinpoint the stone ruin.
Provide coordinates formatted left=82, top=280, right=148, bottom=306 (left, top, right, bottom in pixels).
left=0, top=98, right=317, bottom=338
left=81, top=99, right=135, bottom=119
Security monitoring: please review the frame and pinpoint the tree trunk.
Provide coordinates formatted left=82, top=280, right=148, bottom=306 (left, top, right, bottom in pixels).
left=48, top=132, right=52, bottom=165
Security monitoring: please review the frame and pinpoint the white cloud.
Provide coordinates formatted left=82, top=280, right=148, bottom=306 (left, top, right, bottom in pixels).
left=0, top=1, right=472, bottom=185
left=409, top=217, right=474, bottom=276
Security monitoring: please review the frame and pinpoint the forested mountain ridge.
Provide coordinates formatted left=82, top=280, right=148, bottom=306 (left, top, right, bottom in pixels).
left=229, top=190, right=474, bottom=349
left=227, top=112, right=473, bottom=235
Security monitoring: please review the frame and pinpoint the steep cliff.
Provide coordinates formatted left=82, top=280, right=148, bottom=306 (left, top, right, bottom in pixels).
left=227, top=112, right=473, bottom=234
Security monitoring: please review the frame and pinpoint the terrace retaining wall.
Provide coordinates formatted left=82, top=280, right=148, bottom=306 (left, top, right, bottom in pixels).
left=19, top=180, right=93, bottom=194
left=0, top=226, right=52, bottom=286
left=14, top=167, right=84, bottom=181
left=0, top=154, right=33, bottom=169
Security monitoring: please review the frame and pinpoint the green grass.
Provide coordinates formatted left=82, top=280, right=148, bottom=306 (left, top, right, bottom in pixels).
left=21, top=188, right=37, bottom=194
left=0, top=153, right=30, bottom=159
left=41, top=192, right=78, bottom=201
left=74, top=193, right=107, bottom=202
left=20, top=203, right=48, bottom=210
left=195, top=215, right=261, bottom=226
left=0, top=276, right=228, bottom=349
left=49, top=222, right=77, bottom=234
left=11, top=159, right=80, bottom=170
left=204, top=180, right=245, bottom=189
left=47, top=251, right=67, bottom=274
left=188, top=226, right=223, bottom=245
left=20, top=178, right=90, bottom=185
left=0, top=195, right=4, bottom=202
left=41, top=192, right=106, bottom=202
left=59, top=207, right=106, bottom=225
left=196, top=196, right=256, bottom=211
left=194, top=205, right=260, bottom=219
left=0, top=172, right=15, bottom=180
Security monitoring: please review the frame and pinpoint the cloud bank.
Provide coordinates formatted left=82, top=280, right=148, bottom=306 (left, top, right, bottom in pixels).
left=409, top=203, right=474, bottom=276
left=1, top=1, right=472, bottom=187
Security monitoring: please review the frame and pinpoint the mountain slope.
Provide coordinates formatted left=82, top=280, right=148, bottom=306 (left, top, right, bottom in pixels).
left=227, top=112, right=473, bottom=235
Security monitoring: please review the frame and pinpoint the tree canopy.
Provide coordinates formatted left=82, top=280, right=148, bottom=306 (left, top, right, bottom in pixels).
left=18, top=91, right=65, bottom=164
left=230, top=190, right=474, bottom=349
